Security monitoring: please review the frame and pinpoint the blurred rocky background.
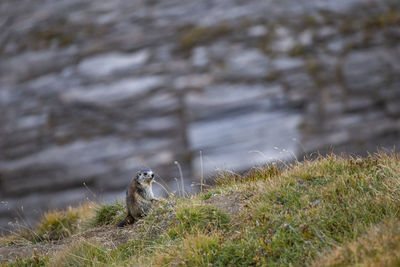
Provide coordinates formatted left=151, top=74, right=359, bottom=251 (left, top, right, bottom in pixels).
left=1, top=0, right=400, bottom=232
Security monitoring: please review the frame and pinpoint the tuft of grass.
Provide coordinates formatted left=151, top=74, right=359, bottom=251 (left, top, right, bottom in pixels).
left=50, top=240, right=110, bottom=267
left=34, top=208, right=79, bottom=241
left=90, top=201, right=126, bottom=227
left=1, top=205, right=92, bottom=244
left=201, top=189, right=221, bottom=200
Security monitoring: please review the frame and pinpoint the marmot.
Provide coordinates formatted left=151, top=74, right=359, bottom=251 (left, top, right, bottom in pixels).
left=118, top=169, right=158, bottom=227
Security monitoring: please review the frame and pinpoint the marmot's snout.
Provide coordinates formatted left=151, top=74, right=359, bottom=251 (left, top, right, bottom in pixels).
left=136, top=169, right=155, bottom=183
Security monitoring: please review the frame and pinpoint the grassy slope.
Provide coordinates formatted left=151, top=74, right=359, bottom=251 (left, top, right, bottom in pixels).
left=2, top=153, right=400, bottom=266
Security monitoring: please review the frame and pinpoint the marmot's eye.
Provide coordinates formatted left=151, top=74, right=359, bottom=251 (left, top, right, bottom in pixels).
left=143, top=172, right=147, bottom=176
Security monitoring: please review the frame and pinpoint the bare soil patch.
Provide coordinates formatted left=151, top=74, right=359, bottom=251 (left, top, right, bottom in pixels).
left=205, top=192, right=246, bottom=215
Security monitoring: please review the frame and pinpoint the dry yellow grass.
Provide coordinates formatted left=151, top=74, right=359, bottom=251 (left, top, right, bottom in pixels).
left=312, top=219, right=400, bottom=267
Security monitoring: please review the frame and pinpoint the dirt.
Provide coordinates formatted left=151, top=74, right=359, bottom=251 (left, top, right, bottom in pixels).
left=205, top=192, right=246, bottom=215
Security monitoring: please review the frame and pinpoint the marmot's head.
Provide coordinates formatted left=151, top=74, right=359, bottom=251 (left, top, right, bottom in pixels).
left=135, top=169, right=155, bottom=186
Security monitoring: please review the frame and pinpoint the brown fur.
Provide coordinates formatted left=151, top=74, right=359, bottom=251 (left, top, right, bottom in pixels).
left=118, top=169, right=157, bottom=227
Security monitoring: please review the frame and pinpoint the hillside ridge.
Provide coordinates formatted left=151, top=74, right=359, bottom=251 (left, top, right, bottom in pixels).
left=1, top=152, right=400, bottom=266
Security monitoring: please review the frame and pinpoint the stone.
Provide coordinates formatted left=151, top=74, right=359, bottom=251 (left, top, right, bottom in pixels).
left=327, top=39, right=345, bottom=53
left=298, top=30, right=313, bottom=46
left=343, top=49, right=390, bottom=92
left=77, top=50, right=150, bottom=78
left=2, top=50, right=76, bottom=82
left=386, top=101, right=400, bottom=117
left=282, top=71, right=314, bottom=94
left=226, top=49, right=269, bottom=79
left=345, top=97, right=374, bottom=112
left=271, top=26, right=295, bottom=53
left=188, top=110, right=302, bottom=175
left=191, top=46, right=209, bottom=67
left=173, top=74, right=214, bottom=90
left=247, top=25, right=268, bottom=37
left=272, top=57, right=304, bottom=71
left=61, top=76, right=165, bottom=104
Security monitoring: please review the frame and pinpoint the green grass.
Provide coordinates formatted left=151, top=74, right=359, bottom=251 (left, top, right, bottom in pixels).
left=3, top=152, right=400, bottom=266
left=89, top=200, right=126, bottom=227
left=168, top=205, right=231, bottom=238
left=201, top=189, right=221, bottom=200
left=51, top=241, right=110, bottom=267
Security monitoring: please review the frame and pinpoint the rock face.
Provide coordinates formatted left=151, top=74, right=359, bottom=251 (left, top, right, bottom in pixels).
left=1, top=0, right=400, bottom=231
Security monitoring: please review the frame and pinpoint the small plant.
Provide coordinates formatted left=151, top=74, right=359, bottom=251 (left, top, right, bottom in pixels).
left=201, top=189, right=221, bottom=200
